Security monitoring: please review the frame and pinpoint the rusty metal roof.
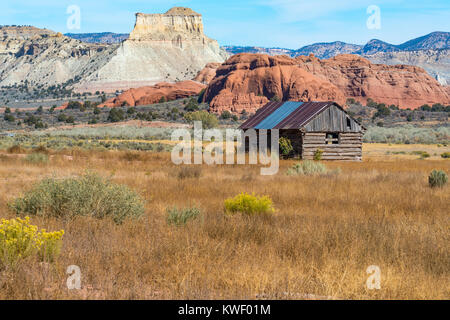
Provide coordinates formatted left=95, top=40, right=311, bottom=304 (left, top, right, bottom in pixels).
left=274, top=102, right=331, bottom=129
left=239, top=101, right=334, bottom=130
left=239, top=102, right=283, bottom=129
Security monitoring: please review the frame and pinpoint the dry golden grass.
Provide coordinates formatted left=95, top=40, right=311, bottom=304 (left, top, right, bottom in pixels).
left=0, top=144, right=448, bottom=300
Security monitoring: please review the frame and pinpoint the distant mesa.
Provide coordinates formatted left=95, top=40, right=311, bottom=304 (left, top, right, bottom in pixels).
left=129, top=7, right=205, bottom=42
left=75, top=6, right=228, bottom=91
left=0, top=7, right=227, bottom=92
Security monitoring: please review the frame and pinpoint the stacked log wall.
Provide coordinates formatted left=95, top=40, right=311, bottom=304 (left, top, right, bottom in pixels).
left=301, top=132, right=363, bottom=161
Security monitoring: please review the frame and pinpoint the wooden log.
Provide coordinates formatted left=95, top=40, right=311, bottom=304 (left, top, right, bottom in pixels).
left=303, top=150, right=361, bottom=154
left=303, top=148, right=362, bottom=152
left=337, top=141, right=362, bottom=144
left=339, top=133, right=363, bottom=136
left=301, top=144, right=362, bottom=148
left=303, top=140, right=326, bottom=143
left=304, top=133, right=326, bottom=136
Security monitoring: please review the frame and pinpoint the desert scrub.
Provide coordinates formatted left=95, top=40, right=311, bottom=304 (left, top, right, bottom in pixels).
left=279, top=137, right=293, bottom=158
left=428, top=170, right=448, bottom=188
left=313, top=149, right=324, bottom=161
left=363, top=126, right=450, bottom=144
left=0, top=217, right=64, bottom=269
left=224, top=193, right=275, bottom=216
left=441, top=152, right=450, bottom=159
left=184, top=111, right=219, bottom=129
left=167, top=207, right=201, bottom=226
left=410, top=151, right=430, bottom=159
left=287, top=160, right=328, bottom=176
left=11, top=173, right=145, bottom=224
left=25, top=153, right=49, bottom=164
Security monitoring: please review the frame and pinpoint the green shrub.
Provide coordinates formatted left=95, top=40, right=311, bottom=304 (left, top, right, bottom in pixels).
left=279, top=137, right=293, bottom=157
left=270, top=95, right=281, bottom=102
left=220, top=111, right=232, bottom=120
left=411, top=151, right=430, bottom=159
left=224, top=193, right=275, bottom=216
left=428, top=170, right=448, bottom=188
left=287, top=160, right=328, bottom=176
left=67, top=101, right=82, bottom=110
left=441, top=152, right=450, bottom=159
left=184, top=111, right=218, bottom=129
left=184, top=97, right=199, bottom=112
left=4, top=114, right=15, bottom=122
left=167, top=207, right=201, bottom=226
left=25, top=153, right=49, bottom=164
left=313, top=149, right=323, bottom=161
left=10, top=172, right=145, bottom=224
left=108, top=108, right=126, bottom=123
left=197, top=89, right=206, bottom=103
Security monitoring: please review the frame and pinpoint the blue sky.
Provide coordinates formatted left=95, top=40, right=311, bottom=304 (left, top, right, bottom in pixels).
left=1, top=0, right=449, bottom=48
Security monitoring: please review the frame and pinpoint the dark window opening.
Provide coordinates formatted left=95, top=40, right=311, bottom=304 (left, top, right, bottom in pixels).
left=346, top=117, right=352, bottom=130
left=326, top=133, right=339, bottom=145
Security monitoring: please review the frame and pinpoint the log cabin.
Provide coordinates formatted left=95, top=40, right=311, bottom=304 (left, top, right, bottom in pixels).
left=239, top=101, right=365, bottom=161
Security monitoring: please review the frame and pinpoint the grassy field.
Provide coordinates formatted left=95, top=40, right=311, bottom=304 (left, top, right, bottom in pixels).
left=0, top=144, right=448, bottom=299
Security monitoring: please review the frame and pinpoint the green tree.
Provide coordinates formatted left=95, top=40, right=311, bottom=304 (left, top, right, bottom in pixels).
left=184, top=111, right=219, bottom=129
left=197, top=88, right=206, bottom=103
left=220, top=111, right=232, bottom=120
left=184, top=97, right=199, bottom=112
left=108, top=108, right=125, bottom=123
left=4, top=114, right=15, bottom=122
left=270, top=95, right=281, bottom=102
left=67, top=101, right=82, bottom=110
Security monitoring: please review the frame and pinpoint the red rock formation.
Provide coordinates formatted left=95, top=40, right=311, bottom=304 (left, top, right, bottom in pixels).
left=203, top=53, right=450, bottom=113
left=204, top=54, right=345, bottom=114
left=194, top=62, right=221, bottom=84
left=99, top=80, right=206, bottom=108
left=295, top=54, right=450, bottom=109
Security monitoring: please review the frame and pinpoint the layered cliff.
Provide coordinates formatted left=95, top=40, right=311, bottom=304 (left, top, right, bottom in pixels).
left=0, top=26, right=115, bottom=87
left=78, top=7, right=227, bottom=91
left=0, top=7, right=227, bottom=92
left=203, top=53, right=450, bottom=113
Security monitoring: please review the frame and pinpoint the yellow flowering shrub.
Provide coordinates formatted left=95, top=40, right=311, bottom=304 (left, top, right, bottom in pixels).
left=224, top=193, right=275, bottom=216
left=0, top=217, right=64, bottom=269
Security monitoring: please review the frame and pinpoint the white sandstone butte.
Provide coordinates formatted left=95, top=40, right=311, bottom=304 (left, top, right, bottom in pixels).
left=77, top=7, right=228, bottom=92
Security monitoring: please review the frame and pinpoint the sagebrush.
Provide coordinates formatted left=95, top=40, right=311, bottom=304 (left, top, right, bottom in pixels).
left=287, top=160, right=328, bottom=176
left=11, top=172, right=145, bottom=224
left=167, top=207, right=201, bottom=226
left=428, top=170, right=448, bottom=188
